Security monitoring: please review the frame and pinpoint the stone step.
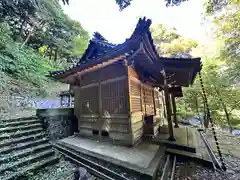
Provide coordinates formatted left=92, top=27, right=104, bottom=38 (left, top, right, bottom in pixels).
left=0, top=116, right=38, bottom=123
left=0, top=149, right=55, bottom=173
left=0, top=143, right=52, bottom=163
left=0, top=128, right=43, bottom=140
left=0, top=132, right=45, bottom=148
left=0, top=119, right=41, bottom=128
left=0, top=138, right=48, bottom=154
left=1, top=156, right=59, bottom=180
left=0, top=123, right=42, bottom=134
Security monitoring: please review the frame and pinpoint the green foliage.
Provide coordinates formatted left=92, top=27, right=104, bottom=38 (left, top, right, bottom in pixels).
left=67, top=35, right=89, bottom=59
left=0, top=23, right=56, bottom=92
left=0, top=0, right=89, bottom=61
left=151, top=24, right=179, bottom=44
left=160, top=37, right=198, bottom=56
left=179, top=57, right=240, bottom=129
left=151, top=19, right=240, bottom=131
left=113, top=0, right=190, bottom=10
left=0, top=0, right=89, bottom=94
left=215, top=7, right=240, bottom=82
left=150, top=24, right=197, bottom=57
left=63, top=0, right=193, bottom=11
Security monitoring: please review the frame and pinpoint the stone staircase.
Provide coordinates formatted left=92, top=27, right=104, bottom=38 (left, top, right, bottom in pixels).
left=0, top=116, right=59, bottom=180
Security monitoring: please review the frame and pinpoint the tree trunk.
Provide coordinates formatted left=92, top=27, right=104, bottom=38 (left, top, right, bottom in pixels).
left=43, top=46, right=49, bottom=58
left=20, top=19, right=44, bottom=49
left=184, top=103, right=187, bottom=119
left=49, top=48, right=53, bottom=60
left=221, top=99, right=232, bottom=133
left=20, top=28, right=35, bottom=49
left=195, top=96, right=199, bottom=117
left=54, top=48, right=58, bottom=61
left=19, top=18, right=27, bottom=38
left=213, top=85, right=233, bottom=134
left=199, top=92, right=209, bottom=130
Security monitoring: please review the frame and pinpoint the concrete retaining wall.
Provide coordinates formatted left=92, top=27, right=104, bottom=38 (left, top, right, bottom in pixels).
left=36, top=108, right=78, bottom=140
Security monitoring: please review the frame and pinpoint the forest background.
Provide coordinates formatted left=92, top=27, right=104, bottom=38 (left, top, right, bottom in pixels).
left=0, top=0, right=239, bottom=133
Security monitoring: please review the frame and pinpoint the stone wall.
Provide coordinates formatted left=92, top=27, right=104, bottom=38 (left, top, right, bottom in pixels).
left=36, top=108, right=78, bottom=140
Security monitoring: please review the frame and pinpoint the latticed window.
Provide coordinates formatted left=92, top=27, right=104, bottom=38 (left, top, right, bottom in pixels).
left=143, top=85, right=155, bottom=115
left=80, top=85, right=99, bottom=115
left=154, top=89, right=161, bottom=109
left=130, top=80, right=142, bottom=113
left=101, top=79, right=128, bottom=115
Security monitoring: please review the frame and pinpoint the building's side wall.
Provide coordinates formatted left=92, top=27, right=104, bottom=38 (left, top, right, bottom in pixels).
left=128, top=66, right=165, bottom=143
left=74, top=61, right=133, bottom=146
left=127, top=67, right=143, bottom=144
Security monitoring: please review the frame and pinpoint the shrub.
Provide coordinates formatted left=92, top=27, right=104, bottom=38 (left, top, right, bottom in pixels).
left=0, top=23, right=63, bottom=95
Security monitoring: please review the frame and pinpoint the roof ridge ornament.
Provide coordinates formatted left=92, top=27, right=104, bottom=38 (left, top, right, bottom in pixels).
left=93, top=32, right=108, bottom=42
left=133, top=17, right=152, bottom=37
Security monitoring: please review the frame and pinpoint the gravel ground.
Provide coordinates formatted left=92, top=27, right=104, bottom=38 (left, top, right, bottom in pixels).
left=57, top=142, right=140, bottom=180
left=174, top=127, right=240, bottom=180
left=175, top=153, right=240, bottom=180
left=26, top=158, right=98, bottom=180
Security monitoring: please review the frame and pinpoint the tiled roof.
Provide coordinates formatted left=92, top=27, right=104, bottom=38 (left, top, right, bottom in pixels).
left=48, top=17, right=202, bottom=79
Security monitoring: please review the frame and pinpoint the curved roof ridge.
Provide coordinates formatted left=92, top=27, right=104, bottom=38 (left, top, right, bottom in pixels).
left=93, top=32, right=108, bottom=42
left=130, top=17, right=152, bottom=38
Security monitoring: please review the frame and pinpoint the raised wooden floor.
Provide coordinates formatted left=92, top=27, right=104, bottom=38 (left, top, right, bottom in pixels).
left=152, top=126, right=197, bottom=152
left=152, top=126, right=213, bottom=166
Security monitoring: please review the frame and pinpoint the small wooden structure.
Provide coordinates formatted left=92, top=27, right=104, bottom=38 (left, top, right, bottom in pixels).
left=50, top=17, right=202, bottom=146
left=59, top=90, right=74, bottom=107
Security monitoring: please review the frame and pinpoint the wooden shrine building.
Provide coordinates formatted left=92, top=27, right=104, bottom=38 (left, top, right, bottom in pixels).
left=50, top=17, right=202, bottom=146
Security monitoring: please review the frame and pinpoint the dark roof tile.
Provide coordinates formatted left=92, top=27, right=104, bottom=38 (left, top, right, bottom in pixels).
left=49, top=17, right=202, bottom=79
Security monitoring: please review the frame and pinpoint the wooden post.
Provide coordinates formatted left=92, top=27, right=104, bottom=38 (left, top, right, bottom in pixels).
left=98, top=82, right=102, bottom=117
left=171, top=94, right=179, bottom=128
left=60, top=95, right=63, bottom=107
left=163, top=85, right=175, bottom=141
left=161, top=70, right=175, bottom=141
left=68, top=94, right=72, bottom=107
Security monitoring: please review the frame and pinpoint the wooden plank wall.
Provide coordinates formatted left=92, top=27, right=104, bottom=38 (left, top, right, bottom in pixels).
left=129, top=78, right=144, bottom=144
left=75, top=61, right=134, bottom=146
left=128, top=66, right=164, bottom=142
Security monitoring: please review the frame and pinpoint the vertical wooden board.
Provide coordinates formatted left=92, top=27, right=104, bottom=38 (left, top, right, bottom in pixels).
left=99, top=82, right=102, bottom=116
left=142, top=84, right=155, bottom=116
left=129, top=79, right=142, bottom=113
left=99, top=118, right=111, bottom=131
left=101, top=62, right=127, bottom=81
left=174, top=127, right=188, bottom=146
left=187, top=128, right=198, bottom=148
left=80, top=68, right=100, bottom=87
left=101, top=78, right=129, bottom=115
left=80, top=85, right=99, bottom=116
left=140, top=83, right=143, bottom=113
left=73, top=87, right=81, bottom=119
left=128, top=77, right=132, bottom=116
left=152, top=89, right=156, bottom=115
left=128, top=66, right=139, bottom=79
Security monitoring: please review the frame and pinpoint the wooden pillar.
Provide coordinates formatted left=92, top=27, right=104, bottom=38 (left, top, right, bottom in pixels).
left=60, top=95, right=63, bottom=107
left=160, top=69, right=175, bottom=141
left=163, top=84, right=175, bottom=141
left=98, top=82, right=102, bottom=117
left=69, top=94, right=72, bottom=107
left=171, top=94, right=179, bottom=128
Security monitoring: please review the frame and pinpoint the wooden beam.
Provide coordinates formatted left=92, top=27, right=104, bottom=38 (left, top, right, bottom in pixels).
left=162, top=71, right=175, bottom=141
left=171, top=94, right=179, bottom=128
